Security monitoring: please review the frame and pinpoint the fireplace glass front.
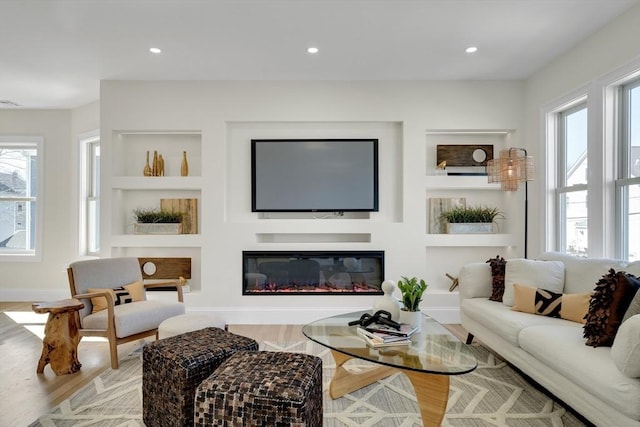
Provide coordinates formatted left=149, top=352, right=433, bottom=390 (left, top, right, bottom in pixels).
left=243, top=250, right=384, bottom=295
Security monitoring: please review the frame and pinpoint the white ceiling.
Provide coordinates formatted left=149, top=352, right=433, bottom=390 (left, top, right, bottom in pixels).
left=1, top=0, right=638, bottom=109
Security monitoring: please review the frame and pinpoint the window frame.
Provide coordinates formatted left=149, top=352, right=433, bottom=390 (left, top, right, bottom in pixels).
left=616, top=78, right=640, bottom=261
left=554, top=101, right=589, bottom=256
left=0, top=136, right=44, bottom=261
left=79, top=131, right=100, bottom=257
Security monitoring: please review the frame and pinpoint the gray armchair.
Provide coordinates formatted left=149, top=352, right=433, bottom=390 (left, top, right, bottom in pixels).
left=67, top=257, right=185, bottom=368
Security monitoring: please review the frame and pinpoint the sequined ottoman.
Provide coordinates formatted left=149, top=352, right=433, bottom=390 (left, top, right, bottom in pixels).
left=143, top=327, right=259, bottom=427
left=194, top=351, right=323, bottom=426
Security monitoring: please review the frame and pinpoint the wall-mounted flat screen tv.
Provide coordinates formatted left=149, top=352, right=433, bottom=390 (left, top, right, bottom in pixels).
left=251, top=139, right=379, bottom=212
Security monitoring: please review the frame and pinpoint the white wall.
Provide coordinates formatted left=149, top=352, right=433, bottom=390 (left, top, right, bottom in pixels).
left=524, top=4, right=640, bottom=257
left=0, top=110, right=75, bottom=300
left=100, top=80, right=524, bottom=323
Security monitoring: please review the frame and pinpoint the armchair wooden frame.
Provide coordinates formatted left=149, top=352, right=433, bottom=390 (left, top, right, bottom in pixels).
left=67, top=268, right=185, bottom=369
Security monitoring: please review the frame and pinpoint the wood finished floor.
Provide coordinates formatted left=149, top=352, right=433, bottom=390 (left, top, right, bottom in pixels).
left=0, top=302, right=467, bottom=427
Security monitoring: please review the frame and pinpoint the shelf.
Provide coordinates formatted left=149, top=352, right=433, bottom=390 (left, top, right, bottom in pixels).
left=425, top=175, right=501, bottom=190
left=111, top=176, right=202, bottom=190
left=111, top=234, right=203, bottom=247
left=425, top=233, right=515, bottom=247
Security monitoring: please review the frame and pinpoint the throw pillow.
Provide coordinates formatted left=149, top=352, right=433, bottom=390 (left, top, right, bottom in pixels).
left=610, top=314, right=640, bottom=378
left=622, top=290, right=640, bottom=324
left=511, top=284, right=590, bottom=323
left=503, top=259, right=565, bottom=307
left=486, top=255, right=507, bottom=302
left=584, top=269, right=640, bottom=347
left=88, top=281, right=145, bottom=313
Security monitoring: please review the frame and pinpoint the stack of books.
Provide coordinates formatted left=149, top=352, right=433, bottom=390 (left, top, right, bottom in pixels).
left=356, top=323, right=418, bottom=348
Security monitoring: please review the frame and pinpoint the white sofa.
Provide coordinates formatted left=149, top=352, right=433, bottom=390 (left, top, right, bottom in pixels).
left=458, top=252, right=640, bottom=427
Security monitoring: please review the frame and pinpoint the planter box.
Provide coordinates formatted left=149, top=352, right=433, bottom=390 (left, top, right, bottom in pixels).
left=134, top=223, right=182, bottom=235
left=446, top=223, right=494, bottom=234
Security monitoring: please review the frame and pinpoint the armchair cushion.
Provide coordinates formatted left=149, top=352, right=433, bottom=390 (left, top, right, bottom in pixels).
left=82, top=300, right=185, bottom=338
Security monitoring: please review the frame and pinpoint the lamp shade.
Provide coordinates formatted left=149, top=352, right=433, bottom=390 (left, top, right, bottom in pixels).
left=487, top=148, right=534, bottom=191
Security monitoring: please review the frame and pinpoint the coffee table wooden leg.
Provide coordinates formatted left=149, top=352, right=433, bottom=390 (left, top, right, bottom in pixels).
left=329, top=350, right=396, bottom=399
left=401, top=369, right=449, bottom=427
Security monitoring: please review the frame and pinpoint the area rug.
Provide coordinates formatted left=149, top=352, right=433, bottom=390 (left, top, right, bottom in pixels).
left=29, top=341, right=584, bottom=426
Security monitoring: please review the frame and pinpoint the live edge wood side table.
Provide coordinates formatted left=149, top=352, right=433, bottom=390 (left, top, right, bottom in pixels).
left=32, top=298, right=84, bottom=375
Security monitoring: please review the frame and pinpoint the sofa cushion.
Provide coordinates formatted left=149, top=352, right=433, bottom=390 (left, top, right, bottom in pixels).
left=82, top=300, right=185, bottom=338
left=611, top=315, right=640, bottom=378
left=511, top=284, right=590, bottom=323
left=538, top=252, right=626, bottom=294
left=622, top=288, right=640, bottom=323
left=503, top=259, right=565, bottom=307
left=461, top=298, right=576, bottom=346
left=486, top=255, right=507, bottom=302
left=584, top=269, right=640, bottom=347
left=458, top=262, right=492, bottom=299
left=519, top=324, right=640, bottom=420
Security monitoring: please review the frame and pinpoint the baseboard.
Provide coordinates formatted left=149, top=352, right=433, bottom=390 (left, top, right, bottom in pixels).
left=185, top=306, right=461, bottom=325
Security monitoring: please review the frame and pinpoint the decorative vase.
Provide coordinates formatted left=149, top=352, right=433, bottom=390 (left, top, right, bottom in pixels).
left=158, top=154, right=165, bottom=176
left=152, top=150, right=159, bottom=176
left=446, top=222, right=494, bottom=234
left=372, top=280, right=401, bottom=321
left=143, top=151, right=152, bottom=176
left=399, top=309, right=422, bottom=332
left=181, top=151, right=189, bottom=176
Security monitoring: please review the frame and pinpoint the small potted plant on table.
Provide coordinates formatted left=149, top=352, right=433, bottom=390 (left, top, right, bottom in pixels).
left=397, top=276, right=428, bottom=331
left=133, top=207, right=183, bottom=234
left=439, top=205, right=504, bottom=234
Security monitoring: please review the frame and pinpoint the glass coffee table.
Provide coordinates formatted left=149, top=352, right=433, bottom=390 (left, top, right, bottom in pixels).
left=302, top=310, right=477, bottom=427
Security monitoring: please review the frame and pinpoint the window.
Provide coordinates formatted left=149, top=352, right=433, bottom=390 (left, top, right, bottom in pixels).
left=0, top=137, right=43, bottom=260
left=556, top=103, right=588, bottom=256
left=80, top=133, right=100, bottom=256
left=617, top=78, right=640, bottom=261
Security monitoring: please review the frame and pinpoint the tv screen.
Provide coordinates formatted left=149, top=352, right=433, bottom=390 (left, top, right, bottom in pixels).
left=251, top=139, right=379, bottom=212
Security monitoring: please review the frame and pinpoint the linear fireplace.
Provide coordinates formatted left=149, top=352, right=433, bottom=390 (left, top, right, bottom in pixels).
left=243, top=250, right=384, bottom=295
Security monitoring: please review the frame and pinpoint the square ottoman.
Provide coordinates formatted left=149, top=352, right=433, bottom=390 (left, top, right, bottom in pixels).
left=143, top=327, right=258, bottom=427
left=194, top=350, right=323, bottom=426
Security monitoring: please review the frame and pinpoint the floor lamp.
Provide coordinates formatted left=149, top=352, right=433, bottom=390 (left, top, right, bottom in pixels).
left=487, top=148, right=534, bottom=259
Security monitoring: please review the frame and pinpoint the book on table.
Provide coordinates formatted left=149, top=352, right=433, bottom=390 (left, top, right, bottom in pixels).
left=356, top=327, right=412, bottom=347
left=363, top=322, right=418, bottom=337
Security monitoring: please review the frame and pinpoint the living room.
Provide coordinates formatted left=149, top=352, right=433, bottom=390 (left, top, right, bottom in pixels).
left=1, top=1, right=639, bottom=426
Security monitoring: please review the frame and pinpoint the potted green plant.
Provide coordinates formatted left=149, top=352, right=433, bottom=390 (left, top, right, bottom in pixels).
left=397, top=276, right=428, bottom=330
left=133, top=208, right=183, bottom=234
left=439, top=205, right=504, bottom=234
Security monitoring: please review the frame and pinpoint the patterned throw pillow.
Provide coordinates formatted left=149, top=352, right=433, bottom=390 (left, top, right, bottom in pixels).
left=583, top=269, right=640, bottom=347
left=511, top=284, right=591, bottom=323
left=88, top=281, right=145, bottom=313
left=486, top=255, right=507, bottom=302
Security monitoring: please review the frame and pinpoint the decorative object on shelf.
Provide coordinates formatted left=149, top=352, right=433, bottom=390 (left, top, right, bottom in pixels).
left=436, top=144, right=493, bottom=175
left=158, top=154, right=165, bottom=176
left=440, top=205, right=504, bottom=234
left=152, top=150, right=159, bottom=176
left=487, top=148, right=534, bottom=258
left=446, top=273, right=459, bottom=292
left=160, top=198, right=198, bottom=234
left=132, top=207, right=183, bottom=234
left=429, top=197, right=466, bottom=234
left=397, top=276, right=428, bottom=331
left=181, top=151, right=189, bottom=176
left=372, top=280, right=401, bottom=321
left=143, top=151, right=152, bottom=176
left=435, top=160, right=447, bottom=176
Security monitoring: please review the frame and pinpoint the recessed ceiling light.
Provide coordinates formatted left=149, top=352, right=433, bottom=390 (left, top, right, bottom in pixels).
left=307, top=47, right=319, bottom=54
left=149, top=47, right=162, bottom=54
left=465, top=46, right=478, bottom=54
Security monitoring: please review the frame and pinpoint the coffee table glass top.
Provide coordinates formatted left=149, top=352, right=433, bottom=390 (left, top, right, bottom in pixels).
left=302, top=310, right=477, bottom=375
